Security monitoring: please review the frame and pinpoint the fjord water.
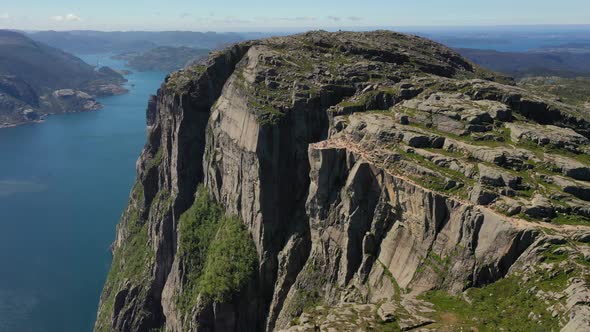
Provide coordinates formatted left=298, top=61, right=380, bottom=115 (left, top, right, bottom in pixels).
left=0, top=56, right=166, bottom=332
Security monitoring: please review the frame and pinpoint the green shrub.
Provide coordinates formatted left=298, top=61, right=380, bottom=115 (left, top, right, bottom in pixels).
left=177, top=185, right=257, bottom=312
left=96, top=181, right=154, bottom=331
left=198, top=215, right=258, bottom=302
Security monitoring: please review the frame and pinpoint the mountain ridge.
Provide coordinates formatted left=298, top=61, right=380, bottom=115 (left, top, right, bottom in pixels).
left=0, top=30, right=128, bottom=128
left=27, top=30, right=246, bottom=54
left=95, top=30, right=590, bottom=332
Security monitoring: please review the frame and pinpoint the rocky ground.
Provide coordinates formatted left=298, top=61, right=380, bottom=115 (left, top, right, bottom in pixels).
left=95, top=30, right=590, bottom=332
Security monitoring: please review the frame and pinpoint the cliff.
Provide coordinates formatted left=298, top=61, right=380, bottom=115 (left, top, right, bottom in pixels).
left=95, top=31, right=590, bottom=332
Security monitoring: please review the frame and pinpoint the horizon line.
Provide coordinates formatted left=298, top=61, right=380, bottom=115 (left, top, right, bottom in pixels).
left=3, top=23, right=590, bottom=34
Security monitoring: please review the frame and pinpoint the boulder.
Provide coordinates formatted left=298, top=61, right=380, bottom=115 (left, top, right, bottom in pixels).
left=470, top=184, right=499, bottom=205
left=478, top=163, right=522, bottom=189
left=553, top=176, right=590, bottom=202
left=506, top=122, right=589, bottom=153
left=546, top=155, right=590, bottom=181
left=524, top=194, right=555, bottom=219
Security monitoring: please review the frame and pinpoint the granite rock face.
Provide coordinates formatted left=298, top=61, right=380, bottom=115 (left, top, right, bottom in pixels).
left=95, top=31, right=590, bottom=332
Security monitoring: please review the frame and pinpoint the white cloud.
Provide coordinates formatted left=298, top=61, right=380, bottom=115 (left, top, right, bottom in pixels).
left=50, top=13, right=82, bottom=22
left=277, top=16, right=317, bottom=22
left=0, top=13, right=10, bottom=19
left=327, top=16, right=364, bottom=22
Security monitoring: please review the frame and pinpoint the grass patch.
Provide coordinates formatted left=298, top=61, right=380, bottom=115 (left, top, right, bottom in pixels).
left=420, top=271, right=571, bottom=331
left=516, top=138, right=590, bottom=165
left=377, top=260, right=402, bottom=302
left=165, top=65, right=207, bottom=93
left=396, top=148, right=472, bottom=198
left=292, top=289, right=322, bottom=312
left=408, top=120, right=510, bottom=148
left=378, top=321, right=402, bottom=332
left=519, top=77, right=590, bottom=107
left=551, top=213, right=590, bottom=226
left=147, top=147, right=164, bottom=170
left=287, top=260, right=328, bottom=319
left=249, top=98, right=284, bottom=125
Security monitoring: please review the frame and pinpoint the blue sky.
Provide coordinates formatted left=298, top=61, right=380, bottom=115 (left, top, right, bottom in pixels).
left=1, top=0, right=589, bottom=31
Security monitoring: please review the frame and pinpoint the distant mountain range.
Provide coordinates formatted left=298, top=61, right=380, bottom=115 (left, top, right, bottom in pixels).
left=23, top=29, right=590, bottom=79
left=26, top=30, right=246, bottom=54
left=532, top=42, right=590, bottom=54
left=113, top=46, right=211, bottom=72
left=457, top=46, right=590, bottom=78
left=0, top=30, right=127, bottom=128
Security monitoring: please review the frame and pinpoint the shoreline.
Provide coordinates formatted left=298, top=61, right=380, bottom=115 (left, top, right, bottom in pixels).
left=0, top=85, right=131, bottom=130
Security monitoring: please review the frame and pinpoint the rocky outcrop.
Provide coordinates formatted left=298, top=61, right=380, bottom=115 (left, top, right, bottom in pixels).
left=0, top=77, right=104, bottom=128
left=96, top=31, right=590, bottom=332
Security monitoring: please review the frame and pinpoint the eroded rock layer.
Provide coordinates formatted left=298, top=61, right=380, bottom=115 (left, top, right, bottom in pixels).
left=95, top=31, right=590, bottom=332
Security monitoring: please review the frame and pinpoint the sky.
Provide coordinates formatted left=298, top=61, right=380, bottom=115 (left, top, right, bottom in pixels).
left=1, top=0, right=589, bottom=31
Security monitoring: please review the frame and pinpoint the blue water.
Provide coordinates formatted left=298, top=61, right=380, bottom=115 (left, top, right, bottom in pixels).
left=0, top=55, right=166, bottom=332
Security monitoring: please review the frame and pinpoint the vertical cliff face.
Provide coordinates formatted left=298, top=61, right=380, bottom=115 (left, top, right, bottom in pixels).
left=96, top=31, right=590, bottom=332
left=95, top=44, right=251, bottom=332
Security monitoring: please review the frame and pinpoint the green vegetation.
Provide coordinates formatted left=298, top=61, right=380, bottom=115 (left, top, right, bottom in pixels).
left=396, top=148, right=472, bottom=197
left=519, top=77, right=590, bottom=107
left=150, top=188, right=173, bottom=213
left=377, top=320, right=402, bottom=332
left=419, top=270, right=572, bottom=331
left=165, top=65, right=207, bottom=93
left=551, top=213, right=590, bottom=226
left=292, top=289, right=322, bottom=312
left=287, top=260, right=327, bottom=319
left=515, top=137, right=590, bottom=165
left=231, top=63, right=286, bottom=125
left=96, top=181, right=155, bottom=332
left=377, top=260, right=402, bottom=302
left=147, top=147, right=164, bottom=170
left=198, top=215, right=258, bottom=301
left=176, top=185, right=257, bottom=312
left=414, top=251, right=452, bottom=280
left=413, top=121, right=512, bottom=148
left=541, top=244, right=568, bottom=264
left=338, top=87, right=400, bottom=111
left=131, top=180, right=145, bottom=203
left=249, top=98, right=284, bottom=125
